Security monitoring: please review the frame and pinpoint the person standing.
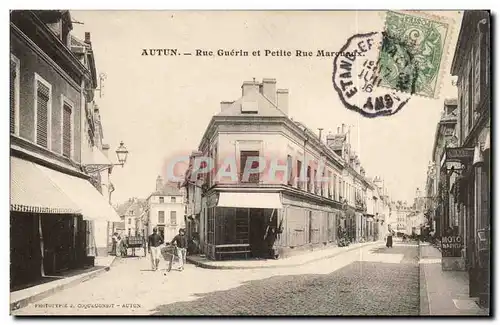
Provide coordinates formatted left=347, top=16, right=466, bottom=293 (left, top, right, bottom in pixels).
left=386, top=225, right=394, bottom=248
left=148, top=227, right=164, bottom=271
left=171, top=228, right=188, bottom=271
left=111, top=232, right=118, bottom=256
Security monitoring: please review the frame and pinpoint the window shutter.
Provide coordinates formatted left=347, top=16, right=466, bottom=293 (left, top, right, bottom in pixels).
left=62, top=103, right=72, bottom=157
left=36, top=82, right=50, bottom=148
left=10, top=60, right=16, bottom=134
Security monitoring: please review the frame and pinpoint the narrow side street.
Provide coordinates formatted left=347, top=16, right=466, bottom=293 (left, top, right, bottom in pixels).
left=14, top=242, right=421, bottom=316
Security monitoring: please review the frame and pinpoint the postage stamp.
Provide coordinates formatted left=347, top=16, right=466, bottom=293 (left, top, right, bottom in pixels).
left=332, top=10, right=455, bottom=118
left=332, top=32, right=412, bottom=118
left=379, top=10, right=454, bottom=99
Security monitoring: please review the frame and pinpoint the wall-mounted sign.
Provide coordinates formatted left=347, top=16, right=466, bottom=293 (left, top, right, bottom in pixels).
left=441, top=235, right=463, bottom=257
left=441, top=147, right=474, bottom=167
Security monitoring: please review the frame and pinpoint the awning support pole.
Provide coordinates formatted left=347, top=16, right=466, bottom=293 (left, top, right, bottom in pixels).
left=38, top=214, right=45, bottom=277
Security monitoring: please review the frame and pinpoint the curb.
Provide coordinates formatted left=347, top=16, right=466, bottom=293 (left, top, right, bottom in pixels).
left=187, top=241, right=383, bottom=270
left=418, top=241, right=431, bottom=316
left=10, top=266, right=111, bottom=313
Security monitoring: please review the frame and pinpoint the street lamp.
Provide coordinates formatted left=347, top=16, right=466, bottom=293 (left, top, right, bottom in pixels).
left=115, top=141, right=129, bottom=167
left=83, top=141, right=129, bottom=174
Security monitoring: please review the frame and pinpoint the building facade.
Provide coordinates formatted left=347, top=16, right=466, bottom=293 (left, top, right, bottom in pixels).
left=10, top=10, right=120, bottom=290
left=184, top=78, right=382, bottom=261
left=116, top=198, right=147, bottom=237
left=447, top=10, right=491, bottom=308
left=145, top=176, right=186, bottom=242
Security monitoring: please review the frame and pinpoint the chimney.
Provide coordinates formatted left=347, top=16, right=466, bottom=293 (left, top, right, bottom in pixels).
left=220, top=101, right=234, bottom=112
left=261, top=78, right=277, bottom=104
left=156, top=175, right=163, bottom=192
left=337, top=127, right=341, bottom=134
left=102, top=144, right=110, bottom=157
left=276, top=89, right=289, bottom=115
left=318, top=128, right=324, bottom=142
left=84, top=32, right=91, bottom=44
left=241, top=80, right=259, bottom=96
left=341, top=123, right=346, bottom=134
left=326, top=133, right=336, bottom=147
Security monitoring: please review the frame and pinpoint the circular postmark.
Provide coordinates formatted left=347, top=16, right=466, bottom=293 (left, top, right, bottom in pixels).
left=332, top=32, right=413, bottom=118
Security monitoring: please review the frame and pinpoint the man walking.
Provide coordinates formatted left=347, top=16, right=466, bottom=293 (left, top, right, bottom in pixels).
left=171, top=228, right=188, bottom=271
left=148, top=227, right=164, bottom=271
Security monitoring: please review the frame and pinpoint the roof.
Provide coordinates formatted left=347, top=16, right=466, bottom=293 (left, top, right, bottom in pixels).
left=217, top=85, right=286, bottom=118
left=327, top=134, right=346, bottom=150
left=115, top=198, right=146, bottom=216
left=150, top=182, right=182, bottom=197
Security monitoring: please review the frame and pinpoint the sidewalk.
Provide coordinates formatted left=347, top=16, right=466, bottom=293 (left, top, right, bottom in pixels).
left=10, top=255, right=116, bottom=313
left=419, top=242, right=489, bottom=316
left=187, top=240, right=382, bottom=270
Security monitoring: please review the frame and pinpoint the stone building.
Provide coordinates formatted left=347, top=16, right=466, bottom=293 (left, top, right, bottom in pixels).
left=10, top=10, right=120, bottom=290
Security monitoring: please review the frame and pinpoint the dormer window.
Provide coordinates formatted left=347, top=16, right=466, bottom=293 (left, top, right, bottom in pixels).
left=241, top=101, right=258, bottom=114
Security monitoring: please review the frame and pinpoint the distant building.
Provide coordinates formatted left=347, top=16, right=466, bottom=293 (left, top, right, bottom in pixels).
left=115, top=198, right=147, bottom=237
left=145, top=176, right=186, bottom=241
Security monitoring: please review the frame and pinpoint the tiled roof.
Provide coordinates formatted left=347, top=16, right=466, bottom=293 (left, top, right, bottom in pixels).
left=115, top=199, right=146, bottom=216
left=151, top=182, right=182, bottom=196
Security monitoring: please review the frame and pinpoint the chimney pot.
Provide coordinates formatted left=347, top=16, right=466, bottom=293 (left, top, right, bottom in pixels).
left=276, top=88, right=289, bottom=115
left=262, top=78, right=277, bottom=105
left=220, top=101, right=234, bottom=112
left=84, top=32, right=91, bottom=43
left=241, top=81, right=259, bottom=96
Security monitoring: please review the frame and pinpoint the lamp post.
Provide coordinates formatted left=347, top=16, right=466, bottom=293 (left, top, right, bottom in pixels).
left=83, top=141, right=129, bottom=174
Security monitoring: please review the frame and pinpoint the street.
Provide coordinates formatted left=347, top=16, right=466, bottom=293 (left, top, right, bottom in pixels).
left=14, top=241, right=420, bottom=316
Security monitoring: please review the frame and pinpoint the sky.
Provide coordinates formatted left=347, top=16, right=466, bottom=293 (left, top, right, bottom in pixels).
left=70, top=10, right=463, bottom=205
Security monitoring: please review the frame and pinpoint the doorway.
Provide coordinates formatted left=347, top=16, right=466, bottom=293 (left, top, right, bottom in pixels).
left=249, top=208, right=265, bottom=257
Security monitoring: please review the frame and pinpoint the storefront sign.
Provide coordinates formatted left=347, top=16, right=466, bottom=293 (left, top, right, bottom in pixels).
left=441, top=235, right=463, bottom=257
left=441, top=147, right=474, bottom=167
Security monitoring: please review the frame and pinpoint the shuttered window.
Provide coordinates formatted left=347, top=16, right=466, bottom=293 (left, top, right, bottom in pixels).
left=62, top=102, right=72, bottom=158
left=10, top=59, right=17, bottom=134
left=36, top=80, right=50, bottom=148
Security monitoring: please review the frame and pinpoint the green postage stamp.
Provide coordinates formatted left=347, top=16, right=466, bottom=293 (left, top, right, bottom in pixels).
left=379, top=11, right=454, bottom=99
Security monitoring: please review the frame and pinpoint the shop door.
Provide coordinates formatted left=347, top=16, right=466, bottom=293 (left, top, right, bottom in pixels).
left=249, top=208, right=265, bottom=257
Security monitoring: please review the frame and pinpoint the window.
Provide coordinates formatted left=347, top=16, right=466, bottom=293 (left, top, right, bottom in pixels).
left=296, top=160, right=302, bottom=189
left=170, top=211, right=177, bottom=225
left=128, top=218, right=131, bottom=225
left=171, top=197, right=176, bottom=203
left=287, top=155, right=293, bottom=186
left=61, top=98, right=73, bottom=158
left=240, top=150, right=260, bottom=183
left=158, top=211, right=165, bottom=224
left=468, top=61, right=473, bottom=130
left=10, top=54, right=20, bottom=135
left=159, top=197, right=164, bottom=203
left=34, top=74, right=52, bottom=149
left=328, top=171, right=332, bottom=198
left=307, top=166, right=312, bottom=192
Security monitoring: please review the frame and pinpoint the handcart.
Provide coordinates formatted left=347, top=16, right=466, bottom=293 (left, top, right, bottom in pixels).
left=125, top=236, right=146, bottom=257
left=160, top=244, right=182, bottom=274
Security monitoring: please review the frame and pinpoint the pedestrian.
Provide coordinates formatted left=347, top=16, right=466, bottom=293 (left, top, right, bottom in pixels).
left=386, top=225, right=394, bottom=248
left=171, top=228, right=188, bottom=271
left=148, top=227, right=164, bottom=271
left=111, top=232, right=118, bottom=256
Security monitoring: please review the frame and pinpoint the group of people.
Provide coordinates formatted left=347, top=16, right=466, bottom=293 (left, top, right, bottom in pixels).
left=148, top=227, right=188, bottom=272
left=111, top=233, right=128, bottom=257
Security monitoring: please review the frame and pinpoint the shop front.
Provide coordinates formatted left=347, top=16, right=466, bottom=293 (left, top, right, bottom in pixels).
left=204, top=192, right=283, bottom=260
left=10, top=156, right=121, bottom=290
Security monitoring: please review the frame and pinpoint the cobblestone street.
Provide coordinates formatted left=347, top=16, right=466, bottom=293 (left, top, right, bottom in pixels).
left=13, top=241, right=421, bottom=316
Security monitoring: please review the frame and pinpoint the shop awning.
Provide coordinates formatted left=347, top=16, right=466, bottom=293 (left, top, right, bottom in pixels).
left=11, top=157, right=80, bottom=214
left=217, top=192, right=283, bottom=209
left=37, top=164, right=121, bottom=222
